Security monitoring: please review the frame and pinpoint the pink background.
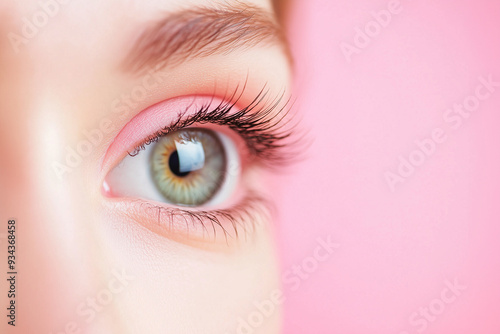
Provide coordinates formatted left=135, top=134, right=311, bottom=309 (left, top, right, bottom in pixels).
left=278, top=0, right=500, bottom=333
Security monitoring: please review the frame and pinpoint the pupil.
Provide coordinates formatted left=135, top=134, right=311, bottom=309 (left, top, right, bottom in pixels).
left=169, top=151, right=190, bottom=177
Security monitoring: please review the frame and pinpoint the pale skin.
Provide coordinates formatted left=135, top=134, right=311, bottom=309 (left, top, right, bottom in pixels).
left=0, top=0, right=291, bottom=333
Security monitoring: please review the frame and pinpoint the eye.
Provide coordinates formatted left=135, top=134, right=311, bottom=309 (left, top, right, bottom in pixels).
left=105, top=126, right=240, bottom=207
left=100, top=91, right=296, bottom=243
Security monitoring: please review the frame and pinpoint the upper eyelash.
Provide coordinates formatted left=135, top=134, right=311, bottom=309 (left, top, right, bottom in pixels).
left=128, top=85, right=298, bottom=166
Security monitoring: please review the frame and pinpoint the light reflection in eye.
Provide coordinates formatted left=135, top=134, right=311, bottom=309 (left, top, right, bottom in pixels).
left=151, top=128, right=226, bottom=206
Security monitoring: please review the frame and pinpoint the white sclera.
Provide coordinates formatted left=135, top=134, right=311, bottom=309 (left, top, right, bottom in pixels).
left=204, top=131, right=240, bottom=207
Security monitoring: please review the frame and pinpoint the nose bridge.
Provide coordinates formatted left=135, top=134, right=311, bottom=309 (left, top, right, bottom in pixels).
left=0, top=22, right=34, bottom=198
left=0, top=105, right=101, bottom=334
left=0, top=47, right=101, bottom=334
left=0, top=64, right=56, bottom=333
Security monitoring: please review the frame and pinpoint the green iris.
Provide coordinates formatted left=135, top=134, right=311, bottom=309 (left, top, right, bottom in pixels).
left=150, top=128, right=226, bottom=206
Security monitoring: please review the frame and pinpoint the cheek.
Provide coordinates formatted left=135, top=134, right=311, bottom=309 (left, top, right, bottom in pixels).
left=93, top=208, right=281, bottom=333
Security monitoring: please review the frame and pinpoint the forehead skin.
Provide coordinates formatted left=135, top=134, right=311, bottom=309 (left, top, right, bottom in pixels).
left=1, top=0, right=291, bottom=147
left=0, top=1, right=290, bottom=334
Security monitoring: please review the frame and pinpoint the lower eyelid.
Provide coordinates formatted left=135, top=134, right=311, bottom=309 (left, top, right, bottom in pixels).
left=102, top=192, right=273, bottom=245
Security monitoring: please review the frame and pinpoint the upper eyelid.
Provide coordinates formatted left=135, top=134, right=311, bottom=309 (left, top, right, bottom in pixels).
left=100, top=95, right=219, bottom=177
left=101, top=88, right=297, bottom=181
left=129, top=88, right=295, bottom=162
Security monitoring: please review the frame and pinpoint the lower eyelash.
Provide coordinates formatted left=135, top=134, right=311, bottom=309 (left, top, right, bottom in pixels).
left=140, top=192, right=275, bottom=242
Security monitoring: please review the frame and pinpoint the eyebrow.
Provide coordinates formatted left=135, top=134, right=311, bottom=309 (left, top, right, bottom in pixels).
left=122, top=3, right=289, bottom=74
